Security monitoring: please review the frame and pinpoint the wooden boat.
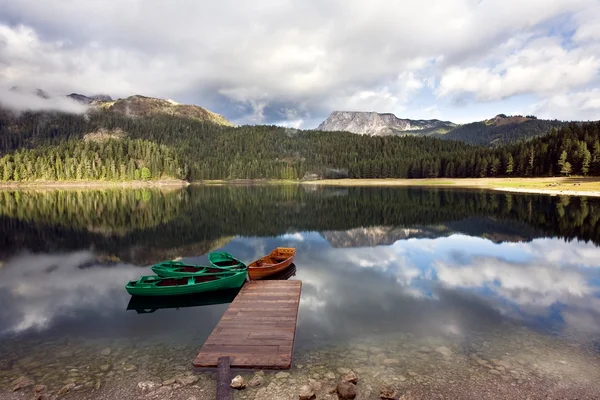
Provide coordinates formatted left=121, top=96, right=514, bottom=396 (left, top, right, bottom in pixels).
left=125, top=271, right=246, bottom=297
left=126, top=288, right=240, bottom=313
left=151, top=260, right=246, bottom=278
left=248, top=247, right=296, bottom=280
left=208, top=252, right=246, bottom=269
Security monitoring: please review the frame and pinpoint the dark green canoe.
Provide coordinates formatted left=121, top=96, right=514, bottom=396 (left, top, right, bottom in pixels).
left=151, top=260, right=246, bottom=278
left=208, top=252, right=246, bottom=269
left=125, top=271, right=247, bottom=297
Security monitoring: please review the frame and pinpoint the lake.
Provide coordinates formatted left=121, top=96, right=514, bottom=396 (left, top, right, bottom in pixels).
left=1, top=185, right=599, bottom=399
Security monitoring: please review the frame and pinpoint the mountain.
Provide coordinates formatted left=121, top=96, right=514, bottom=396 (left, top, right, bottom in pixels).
left=9, top=86, right=51, bottom=99
left=90, top=95, right=233, bottom=126
left=3, top=88, right=233, bottom=127
left=67, top=93, right=113, bottom=104
left=443, top=114, right=566, bottom=146
left=316, top=111, right=455, bottom=136
left=316, top=111, right=567, bottom=146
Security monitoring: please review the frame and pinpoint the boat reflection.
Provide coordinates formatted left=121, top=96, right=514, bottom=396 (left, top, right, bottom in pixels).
left=262, top=263, right=297, bottom=281
left=126, top=288, right=240, bottom=314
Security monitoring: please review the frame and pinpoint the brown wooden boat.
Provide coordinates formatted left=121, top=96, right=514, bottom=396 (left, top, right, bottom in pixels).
left=248, top=247, right=296, bottom=280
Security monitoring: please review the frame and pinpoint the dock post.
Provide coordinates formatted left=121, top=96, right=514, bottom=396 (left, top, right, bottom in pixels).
left=216, top=356, right=232, bottom=400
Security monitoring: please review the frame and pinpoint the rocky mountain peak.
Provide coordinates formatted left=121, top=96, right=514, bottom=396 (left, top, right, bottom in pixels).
left=316, top=111, right=455, bottom=136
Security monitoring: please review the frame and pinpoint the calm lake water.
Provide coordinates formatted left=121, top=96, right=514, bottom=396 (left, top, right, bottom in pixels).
left=1, top=185, right=599, bottom=396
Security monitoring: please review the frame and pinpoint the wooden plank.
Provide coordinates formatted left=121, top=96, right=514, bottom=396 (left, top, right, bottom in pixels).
left=216, top=356, right=231, bottom=400
left=193, top=280, right=302, bottom=369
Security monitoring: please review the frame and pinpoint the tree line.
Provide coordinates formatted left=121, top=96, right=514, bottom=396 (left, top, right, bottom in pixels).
left=0, top=109, right=598, bottom=181
left=0, top=137, right=188, bottom=182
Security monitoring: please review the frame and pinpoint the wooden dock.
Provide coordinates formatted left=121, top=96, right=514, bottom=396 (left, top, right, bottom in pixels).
left=193, top=280, right=302, bottom=370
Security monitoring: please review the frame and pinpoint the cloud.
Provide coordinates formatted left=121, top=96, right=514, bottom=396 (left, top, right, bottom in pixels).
left=438, top=37, right=600, bottom=101
left=530, top=89, right=600, bottom=120
left=0, top=0, right=598, bottom=125
left=0, top=87, right=87, bottom=113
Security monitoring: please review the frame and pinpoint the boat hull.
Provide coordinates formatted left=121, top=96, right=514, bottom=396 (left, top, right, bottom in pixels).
left=248, top=247, right=296, bottom=280
left=125, top=272, right=247, bottom=297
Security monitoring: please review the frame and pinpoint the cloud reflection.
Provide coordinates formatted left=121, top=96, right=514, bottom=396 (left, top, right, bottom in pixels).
left=0, top=251, right=142, bottom=334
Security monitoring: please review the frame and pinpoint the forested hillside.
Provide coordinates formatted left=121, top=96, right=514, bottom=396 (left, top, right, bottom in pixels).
left=443, top=117, right=566, bottom=146
left=0, top=108, right=598, bottom=181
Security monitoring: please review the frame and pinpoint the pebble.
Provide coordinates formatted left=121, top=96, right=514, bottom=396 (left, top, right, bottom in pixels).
left=299, top=384, right=316, bottom=400
left=176, top=375, right=199, bottom=386
left=341, top=370, right=359, bottom=384
left=324, top=372, right=336, bottom=380
left=436, top=346, right=453, bottom=357
left=11, top=376, right=33, bottom=391
left=308, top=378, right=321, bottom=391
left=100, top=348, right=111, bottom=356
left=248, top=374, right=265, bottom=387
left=275, top=372, right=290, bottom=379
left=337, top=367, right=351, bottom=374
left=380, top=384, right=397, bottom=400
left=383, top=358, right=400, bottom=366
left=418, top=346, right=432, bottom=353
left=100, top=364, right=111, bottom=372
left=151, top=386, right=173, bottom=397
left=123, top=364, right=137, bottom=372
left=489, top=369, right=502, bottom=375
left=33, top=384, right=47, bottom=393
left=408, top=371, right=418, bottom=377
left=162, top=378, right=176, bottom=386
left=398, top=375, right=407, bottom=382
left=57, top=383, right=76, bottom=396
left=231, top=375, right=246, bottom=389
left=337, top=382, right=357, bottom=399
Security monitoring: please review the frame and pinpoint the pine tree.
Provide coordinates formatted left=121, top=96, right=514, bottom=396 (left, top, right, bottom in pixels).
left=141, top=167, right=151, bottom=180
left=505, top=154, right=514, bottom=175
left=558, top=151, right=572, bottom=176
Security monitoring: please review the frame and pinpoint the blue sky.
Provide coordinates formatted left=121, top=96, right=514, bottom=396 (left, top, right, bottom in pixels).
left=1, top=0, right=599, bottom=127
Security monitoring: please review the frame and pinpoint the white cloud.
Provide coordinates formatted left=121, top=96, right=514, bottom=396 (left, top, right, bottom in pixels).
left=530, top=89, right=600, bottom=120
left=438, top=37, right=600, bottom=101
left=0, top=87, right=86, bottom=113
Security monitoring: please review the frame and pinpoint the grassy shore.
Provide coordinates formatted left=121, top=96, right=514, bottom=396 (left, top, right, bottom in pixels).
left=2, top=177, right=600, bottom=197
left=301, top=177, right=600, bottom=197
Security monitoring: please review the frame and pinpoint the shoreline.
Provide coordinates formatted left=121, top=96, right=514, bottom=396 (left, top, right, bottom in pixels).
left=1, top=177, right=600, bottom=197
left=300, top=177, right=600, bottom=197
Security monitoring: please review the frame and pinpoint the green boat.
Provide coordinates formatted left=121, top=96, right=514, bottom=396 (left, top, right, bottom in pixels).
left=151, top=260, right=245, bottom=278
left=208, top=252, right=246, bottom=269
left=125, top=271, right=247, bottom=297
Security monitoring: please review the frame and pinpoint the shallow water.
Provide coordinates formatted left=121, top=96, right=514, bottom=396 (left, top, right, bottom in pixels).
left=0, top=186, right=599, bottom=396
